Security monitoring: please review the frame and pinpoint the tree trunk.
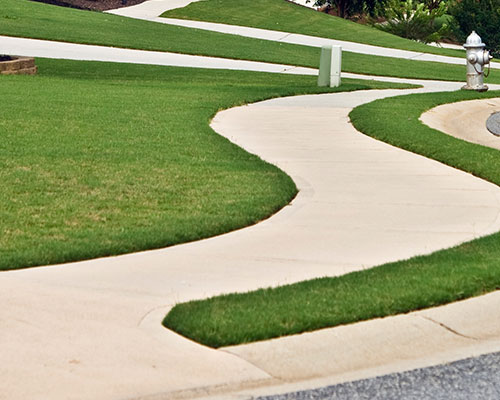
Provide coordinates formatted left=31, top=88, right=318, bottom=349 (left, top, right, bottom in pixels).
left=337, top=0, right=347, bottom=18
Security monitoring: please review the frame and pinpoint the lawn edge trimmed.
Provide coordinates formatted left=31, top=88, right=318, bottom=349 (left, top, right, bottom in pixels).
left=163, top=89, right=500, bottom=348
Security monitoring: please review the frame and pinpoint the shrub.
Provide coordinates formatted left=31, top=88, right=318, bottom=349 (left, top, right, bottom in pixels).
left=375, top=0, right=450, bottom=43
left=314, top=0, right=385, bottom=19
left=448, top=0, right=500, bottom=57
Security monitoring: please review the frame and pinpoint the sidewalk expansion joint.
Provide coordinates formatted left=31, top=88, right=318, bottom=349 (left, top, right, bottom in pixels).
left=419, top=315, right=479, bottom=341
left=220, top=348, right=283, bottom=381
left=408, top=53, right=426, bottom=60
left=277, top=33, right=292, bottom=41
left=137, top=304, right=173, bottom=328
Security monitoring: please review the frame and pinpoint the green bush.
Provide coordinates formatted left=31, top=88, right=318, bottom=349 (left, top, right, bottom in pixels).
left=449, top=0, right=500, bottom=57
left=375, top=0, right=450, bottom=43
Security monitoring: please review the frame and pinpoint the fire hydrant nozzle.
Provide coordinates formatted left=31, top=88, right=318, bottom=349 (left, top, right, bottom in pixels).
left=462, top=31, right=492, bottom=92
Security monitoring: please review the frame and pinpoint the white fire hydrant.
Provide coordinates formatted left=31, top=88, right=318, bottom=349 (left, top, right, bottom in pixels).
left=462, top=31, right=492, bottom=92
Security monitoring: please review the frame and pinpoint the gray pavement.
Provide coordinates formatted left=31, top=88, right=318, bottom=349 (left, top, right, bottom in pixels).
left=256, top=351, right=500, bottom=400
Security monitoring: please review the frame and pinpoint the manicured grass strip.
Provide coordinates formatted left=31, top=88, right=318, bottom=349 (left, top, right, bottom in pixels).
left=0, top=0, right=321, bottom=64
left=0, top=58, right=412, bottom=271
left=2, top=0, right=499, bottom=83
left=350, top=90, right=500, bottom=185
left=163, top=89, right=500, bottom=348
left=162, top=0, right=463, bottom=58
left=342, top=53, right=496, bottom=83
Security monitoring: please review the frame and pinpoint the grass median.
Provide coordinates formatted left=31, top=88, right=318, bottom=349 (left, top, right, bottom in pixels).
left=163, top=89, right=500, bottom=348
left=0, top=58, right=413, bottom=271
left=2, top=0, right=498, bottom=83
left=162, top=0, right=463, bottom=58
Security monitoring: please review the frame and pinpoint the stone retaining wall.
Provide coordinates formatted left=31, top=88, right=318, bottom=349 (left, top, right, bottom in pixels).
left=0, top=57, right=37, bottom=75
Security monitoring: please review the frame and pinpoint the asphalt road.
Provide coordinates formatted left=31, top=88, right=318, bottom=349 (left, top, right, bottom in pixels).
left=257, top=351, right=500, bottom=400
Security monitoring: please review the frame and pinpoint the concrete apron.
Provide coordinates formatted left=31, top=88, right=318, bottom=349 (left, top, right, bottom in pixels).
left=3, top=76, right=500, bottom=400
left=421, top=97, right=500, bottom=151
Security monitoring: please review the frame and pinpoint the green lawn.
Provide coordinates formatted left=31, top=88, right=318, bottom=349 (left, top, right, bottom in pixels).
left=164, top=89, right=500, bottom=348
left=0, top=58, right=412, bottom=270
left=162, top=0, right=463, bottom=57
left=3, top=0, right=499, bottom=83
left=1, top=0, right=318, bottom=65
left=7, top=0, right=500, bottom=352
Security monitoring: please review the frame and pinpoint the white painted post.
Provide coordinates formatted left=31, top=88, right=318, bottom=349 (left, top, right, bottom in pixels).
left=330, top=45, right=341, bottom=87
left=318, top=45, right=341, bottom=88
left=318, top=46, right=331, bottom=87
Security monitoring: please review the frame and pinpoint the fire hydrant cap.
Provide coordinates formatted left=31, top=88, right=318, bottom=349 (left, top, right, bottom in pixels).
left=464, top=31, right=485, bottom=48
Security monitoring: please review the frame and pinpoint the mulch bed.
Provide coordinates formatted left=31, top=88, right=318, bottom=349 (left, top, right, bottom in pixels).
left=30, top=0, right=149, bottom=11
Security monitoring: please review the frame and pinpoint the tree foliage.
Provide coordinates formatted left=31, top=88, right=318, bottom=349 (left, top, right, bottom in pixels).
left=448, top=0, right=500, bottom=57
left=314, top=0, right=384, bottom=18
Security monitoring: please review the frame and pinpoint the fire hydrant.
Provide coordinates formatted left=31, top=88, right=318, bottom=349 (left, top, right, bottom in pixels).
left=462, top=31, right=492, bottom=92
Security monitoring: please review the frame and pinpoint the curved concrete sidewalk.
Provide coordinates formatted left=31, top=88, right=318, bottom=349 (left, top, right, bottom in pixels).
left=421, top=98, right=500, bottom=151
left=3, top=2, right=500, bottom=400
left=3, top=78, right=500, bottom=400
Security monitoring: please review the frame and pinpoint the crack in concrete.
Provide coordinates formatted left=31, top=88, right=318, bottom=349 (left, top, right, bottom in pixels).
left=420, top=315, right=479, bottom=341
